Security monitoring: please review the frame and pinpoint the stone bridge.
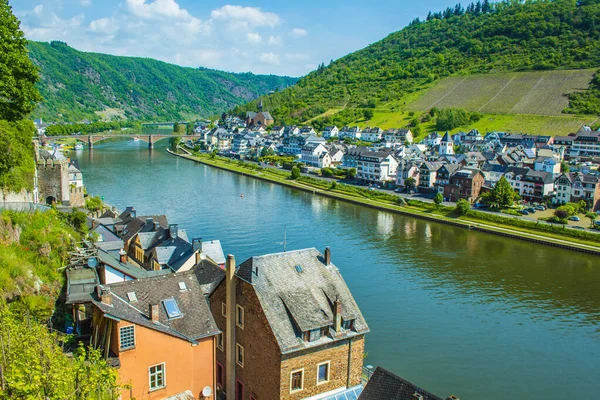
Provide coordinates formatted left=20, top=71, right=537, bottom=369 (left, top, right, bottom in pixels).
left=43, top=134, right=204, bottom=148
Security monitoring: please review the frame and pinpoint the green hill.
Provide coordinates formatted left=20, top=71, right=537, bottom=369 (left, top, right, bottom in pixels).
left=27, top=41, right=298, bottom=122
left=231, top=0, right=600, bottom=135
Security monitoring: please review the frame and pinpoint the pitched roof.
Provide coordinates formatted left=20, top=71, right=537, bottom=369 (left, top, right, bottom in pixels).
left=235, top=248, right=369, bottom=354
left=92, top=265, right=220, bottom=342
left=359, top=366, right=444, bottom=400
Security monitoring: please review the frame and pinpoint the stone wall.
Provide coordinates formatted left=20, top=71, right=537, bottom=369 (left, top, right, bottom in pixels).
left=280, top=336, right=365, bottom=400
left=1, top=188, right=34, bottom=202
left=69, top=185, right=85, bottom=208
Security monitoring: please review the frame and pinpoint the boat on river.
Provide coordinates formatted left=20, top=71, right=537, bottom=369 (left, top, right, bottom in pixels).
left=74, top=143, right=84, bottom=150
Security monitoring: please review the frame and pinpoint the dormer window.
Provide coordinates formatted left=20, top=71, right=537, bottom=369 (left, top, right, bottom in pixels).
left=342, top=319, right=355, bottom=331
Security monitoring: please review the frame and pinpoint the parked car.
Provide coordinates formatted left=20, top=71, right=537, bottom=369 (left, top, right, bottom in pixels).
left=572, top=226, right=586, bottom=230
left=519, top=210, right=530, bottom=215
left=569, top=216, right=580, bottom=221
left=526, top=207, right=536, bottom=213
left=372, top=184, right=381, bottom=189
left=535, top=205, right=546, bottom=211
left=394, top=188, right=402, bottom=193
left=595, top=220, right=600, bottom=226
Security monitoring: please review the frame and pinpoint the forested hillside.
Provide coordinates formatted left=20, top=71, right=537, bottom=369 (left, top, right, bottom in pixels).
left=231, top=0, right=600, bottom=128
left=28, top=41, right=298, bottom=122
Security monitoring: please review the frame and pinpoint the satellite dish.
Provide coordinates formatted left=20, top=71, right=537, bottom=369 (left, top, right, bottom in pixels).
left=202, top=386, right=212, bottom=397
left=87, top=257, right=98, bottom=268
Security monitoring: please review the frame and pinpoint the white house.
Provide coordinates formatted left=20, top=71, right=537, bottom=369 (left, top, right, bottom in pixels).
left=361, top=127, right=383, bottom=142
left=322, top=126, right=339, bottom=139
left=339, top=126, right=362, bottom=140
left=301, top=143, right=331, bottom=168
left=356, top=151, right=399, bottom=186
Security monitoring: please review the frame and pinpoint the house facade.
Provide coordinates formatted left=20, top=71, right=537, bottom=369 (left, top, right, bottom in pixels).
left=356, top=152, right=398, bottom=186
left=443, top=168, right=485, bottom=202
left=91, top=267, right=221, bottom=400
left=209, top=248, right=368, bottom=400
left=554, top=172, right=600, bottom=211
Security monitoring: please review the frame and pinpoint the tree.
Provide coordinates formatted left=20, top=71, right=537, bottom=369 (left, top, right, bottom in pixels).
left=169, top=135, right=181, bottom=151
left=0, top=308, right=121, bottom=399
left=578, top=199, right=588, bottom=213
left=456, top=199, right=471, bottom=215
left=347, top=168, right=357, bottom=179
left=363, top=109, right=374, bottom=120
left=554, top=209, right=569, bottom=220
left=434, top=192, right=443, bottom=207
left=85, top=196, right=103, bottom=213
left=0, top=120, right=35, bottom=191
left=586, top=212, right=597, bottom=227
left=483, top=176, right=518, bottom=208
left=561, top=161, right=570, bottom=173
left=186, top=122, right=195, bottom=135
left=405, top=177, right=416, bottom=192
left=0, top=0, right=42, bottom=121
left=290, top=166, right=301, bottom=179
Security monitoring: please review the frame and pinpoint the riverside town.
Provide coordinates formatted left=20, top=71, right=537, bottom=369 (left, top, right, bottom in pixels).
left=2, top=0, right=600, bottom=399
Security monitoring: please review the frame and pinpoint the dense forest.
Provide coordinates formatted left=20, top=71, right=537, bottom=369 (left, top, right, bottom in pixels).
left=28, top=41, right=298, bottom=122
left=565, top=69, right=600, bottom=114
left=231, top=0, right=600, bottom=127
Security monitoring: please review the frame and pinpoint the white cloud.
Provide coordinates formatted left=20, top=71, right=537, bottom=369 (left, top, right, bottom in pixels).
left=260, top=52, right=280, bottom=65
left=291, top=28, right=308, bottom=37
left=246, top=32, right=262, bottom=44
left=267, top=35, right=282, bottom=46
left=89, top=17, right=119, bottom=34
left=17, top=1, right=315, bottom=76
left=211, top=5, right=281, bottom=28
left=80, top=0, right=92, bottom=7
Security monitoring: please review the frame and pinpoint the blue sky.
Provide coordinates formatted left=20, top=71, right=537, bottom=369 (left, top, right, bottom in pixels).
left=13, top=0, right=457, bottom=76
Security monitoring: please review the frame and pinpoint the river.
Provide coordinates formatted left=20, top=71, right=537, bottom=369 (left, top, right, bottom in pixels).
left=73, top=139, right=600, bottom=399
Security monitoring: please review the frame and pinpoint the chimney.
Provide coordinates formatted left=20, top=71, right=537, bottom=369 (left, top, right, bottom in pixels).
left=99, top=286, right=112, bottom=305
left=225, top=254, right=237, bottom=400
left=169, top=224, right=178, bottom=240
left=119, top=250, right=128, bottom=264
left=125, top=206, right=136, bottom=218
left=324, top=246, right=331, bottom=266
left=149, top=304, right=159, bottom=323
left=145, top=217, right=154, bottom=231
left=334, top=297, right=342, bottom=332
left=192, top=238, right=202, bottom=252
left=91, top=219, right=98, bottom=229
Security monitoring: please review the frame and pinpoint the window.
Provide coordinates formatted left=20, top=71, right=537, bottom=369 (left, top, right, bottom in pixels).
left=149, top=363, right=165, bottom=391
left=236, top=343, right=244, bottom=367
left=236, top=305, right=244, bottom=329
left=216, top=362, right=224, bottom=388
left=119, top=325, right=135, bottom=350
left=317, top=362, right=330, bottom=384
left=308, top=328, right=321, bottom=342
left=217, top=333, right=223, bottom=351
left=222, top=302, right=227, bottom=317
left=290, top=369, right=304, bottom=393
left=236, top=380, right=244, bottom=400
left=342, top=319, right=355, bottom=331
left=163, top=298, right=182, bottom=319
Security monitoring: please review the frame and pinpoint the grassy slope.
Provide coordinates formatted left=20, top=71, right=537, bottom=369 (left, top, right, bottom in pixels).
left=237, top=0, right=600, bottom=136
left=28, top=41, right=298, bottom=122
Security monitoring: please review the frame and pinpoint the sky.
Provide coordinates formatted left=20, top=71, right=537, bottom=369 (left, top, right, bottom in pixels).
left=13, top=0, right=458, bottom=77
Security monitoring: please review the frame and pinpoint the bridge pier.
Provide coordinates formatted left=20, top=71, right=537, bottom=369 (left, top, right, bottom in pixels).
left=88, top=135, right=93, bottom=149
left=149, top=135, right=154, bottom=148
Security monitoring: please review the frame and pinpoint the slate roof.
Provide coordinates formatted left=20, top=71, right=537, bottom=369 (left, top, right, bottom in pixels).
left=202, top=240, right=225, bottom=265
left=97, top=248, right=170, bottom=280
left=359, top=366, right=444, bottom=400
left=66, top=268, right=100, bottom=304
left=92, top=266, right=220, bottom=343
left=235, top=248, right=369, bottom=354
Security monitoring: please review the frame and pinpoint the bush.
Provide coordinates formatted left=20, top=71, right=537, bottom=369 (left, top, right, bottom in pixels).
left=290, top=166, right=301, bottom=179
left=456, top=199, right=471, bottom=215
left=85, top=196, right=102, bottom=213
left=554, top=209, right=569, bottom=219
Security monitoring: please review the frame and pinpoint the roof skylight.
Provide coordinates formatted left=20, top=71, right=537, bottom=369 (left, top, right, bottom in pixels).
left=163, top=298, right=182, bottom=319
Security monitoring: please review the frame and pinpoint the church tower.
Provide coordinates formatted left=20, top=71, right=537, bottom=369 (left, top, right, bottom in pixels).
left=258, top=98, right=263, bottom=113
left=439, top=132, right=454, bottom=155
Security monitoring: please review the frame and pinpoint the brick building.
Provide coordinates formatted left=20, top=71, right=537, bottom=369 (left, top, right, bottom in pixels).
left=210, top=248, right=369, bottom=400
left=443, top=168, right=485, bottom=202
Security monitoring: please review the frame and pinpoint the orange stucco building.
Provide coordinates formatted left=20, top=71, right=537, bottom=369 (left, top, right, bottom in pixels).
left=91, top=262, right=223, bottom=400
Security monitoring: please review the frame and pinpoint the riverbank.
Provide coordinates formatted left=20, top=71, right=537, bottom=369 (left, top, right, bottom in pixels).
left=167, top=149, right=600, bottom=255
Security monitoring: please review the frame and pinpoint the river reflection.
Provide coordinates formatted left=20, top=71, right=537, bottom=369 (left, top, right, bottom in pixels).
left=76, top=140, right=600, bottom=399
